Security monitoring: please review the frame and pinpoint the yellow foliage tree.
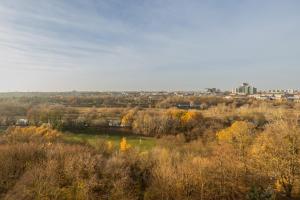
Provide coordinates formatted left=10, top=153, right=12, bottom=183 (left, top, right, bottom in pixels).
left=180, top=111, right=202, bottom=124
left=120, top=137, right=131, bottom=152
left=6, top=124, right=61, bottom=142
left=217, top=121, right=254, bottom=147
left=217, top=121, right=255, bottom=172
left=167, top=109, right=185, bottom=120
left=121, top=109, right=137, bottom=127
left=251, top=120, right=300, bottom=198
left=181, top=111, right=195, bottom=124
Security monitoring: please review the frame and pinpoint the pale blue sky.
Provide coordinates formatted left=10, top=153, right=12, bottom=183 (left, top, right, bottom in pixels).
left=0, top=0, right=299, bottom=91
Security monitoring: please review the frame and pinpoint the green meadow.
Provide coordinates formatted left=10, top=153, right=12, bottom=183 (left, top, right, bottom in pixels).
left=62, top=132, right=156, bottom=151
left=0, top=126, right=156, bottom=150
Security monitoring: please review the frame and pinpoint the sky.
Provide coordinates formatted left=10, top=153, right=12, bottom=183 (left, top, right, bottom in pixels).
left=0, top=0, right=300, bottom=91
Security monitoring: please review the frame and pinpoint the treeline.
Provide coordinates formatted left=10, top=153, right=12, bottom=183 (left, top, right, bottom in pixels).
left=121, top=108, right=270, bottom=140
left=0, top=94, right=157, bottom=108
left=1, top=104, right=269, bottom=141
left=1, top=93, right=296, bottom=111
left=1, top=99, right=296, bottom=141
left=0, top=102, right=28, bottom=126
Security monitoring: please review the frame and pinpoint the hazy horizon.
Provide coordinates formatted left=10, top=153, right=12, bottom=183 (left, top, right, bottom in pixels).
left=0, top=0, right=300, bottom=92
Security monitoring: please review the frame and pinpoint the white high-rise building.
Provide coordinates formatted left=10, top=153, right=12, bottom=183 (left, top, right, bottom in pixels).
left=232, top=83, right=257, bottom=95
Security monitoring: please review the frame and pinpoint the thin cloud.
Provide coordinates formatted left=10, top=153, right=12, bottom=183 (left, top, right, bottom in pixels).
left=0, top=0, right=299, bottom=91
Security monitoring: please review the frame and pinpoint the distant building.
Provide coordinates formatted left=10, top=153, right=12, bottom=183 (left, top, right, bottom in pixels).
left=177, top=102, right=201, bottom=109
left=294, top=95, right=300, bottom=103
left=16, top=119, right=29, bottom=126
left=108, top=119, right=121, bottom=127
left=232, top=83, right=257, bottom=95
left=205, top=88, right=221, bottom=94
left=268, top=89, right=298, bottom=94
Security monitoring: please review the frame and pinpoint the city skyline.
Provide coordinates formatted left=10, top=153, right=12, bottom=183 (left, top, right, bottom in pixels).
left=1, top=0, right=300, bottom=91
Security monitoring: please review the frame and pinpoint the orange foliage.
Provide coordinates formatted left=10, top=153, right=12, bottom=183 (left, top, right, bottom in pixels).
left=120, top=137, right=131, bottom=152
left=6, top=125, right=61, bottom=142
left=216, top=121, right=254, bottom=144
left=180, top=111, right=202, bottom=124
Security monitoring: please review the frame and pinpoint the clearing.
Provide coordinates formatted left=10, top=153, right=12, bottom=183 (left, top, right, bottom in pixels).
left=62, top=131, right=156, bottom=151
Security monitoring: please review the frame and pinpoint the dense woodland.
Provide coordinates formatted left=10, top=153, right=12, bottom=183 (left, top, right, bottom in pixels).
left=0, top=93, right=300, bottom=199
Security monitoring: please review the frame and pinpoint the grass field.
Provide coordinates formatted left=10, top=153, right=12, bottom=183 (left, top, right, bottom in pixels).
left=62, top=132, right=156, bottom=151
left=0, top=126, right=156, bottom=150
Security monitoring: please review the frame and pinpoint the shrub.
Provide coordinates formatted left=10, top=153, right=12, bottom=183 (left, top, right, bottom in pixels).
left=4, top=125, right=61, bottom=143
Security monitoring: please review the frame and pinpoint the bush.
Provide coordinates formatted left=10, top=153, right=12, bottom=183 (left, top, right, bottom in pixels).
left=4, top=125, right=61, bottom=143
left=0, top=143, right=46, bottom=196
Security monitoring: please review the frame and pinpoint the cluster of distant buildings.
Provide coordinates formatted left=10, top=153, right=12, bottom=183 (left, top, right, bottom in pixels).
left=251, top=92, right=300, bottom=102
left=232, top=83, right=257, bottom=95
left=66, top=83, right=300, bottom=103
left=229, top=82, right=300, bottom=102
left=252, top=93, right=300, bottom=102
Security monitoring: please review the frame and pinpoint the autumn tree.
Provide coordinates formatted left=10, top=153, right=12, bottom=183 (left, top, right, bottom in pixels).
left=5, top=125, right=61, bottom=143
left=217, top=121, right=255, bottom=173
left=179, top=110, right=204, bottom=141
left=27, top=105, right=65, bottom=129
left=121, top=109, right=137, bottom=127
left=120, top=137, right=131, bottom=152
left=251, top=119, right=300, bottom=198
left=180, top=111, right=203, bottom=128
left=217, top=121, right=255, bottom=149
